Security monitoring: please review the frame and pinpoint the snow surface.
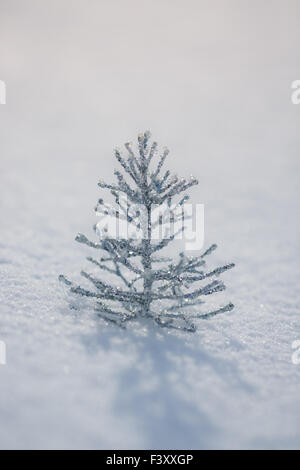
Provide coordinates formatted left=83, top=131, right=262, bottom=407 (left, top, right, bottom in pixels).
left=0, top=0, right=299, bottom=449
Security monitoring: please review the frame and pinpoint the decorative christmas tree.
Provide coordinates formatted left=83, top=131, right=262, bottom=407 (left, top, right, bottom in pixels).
left=59, top=131, right=234, bottom=332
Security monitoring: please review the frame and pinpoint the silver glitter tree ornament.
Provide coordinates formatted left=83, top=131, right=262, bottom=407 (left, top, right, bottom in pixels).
left=59, top=131, right=235, bottom=332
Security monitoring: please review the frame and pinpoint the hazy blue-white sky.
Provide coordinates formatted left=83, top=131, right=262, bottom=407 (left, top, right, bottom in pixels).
left=1, top=0, right=299, bottom=245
